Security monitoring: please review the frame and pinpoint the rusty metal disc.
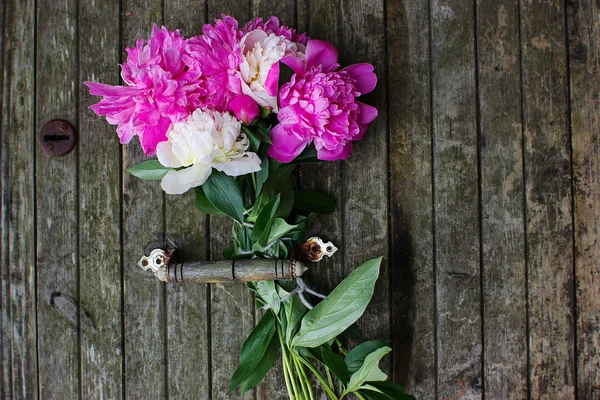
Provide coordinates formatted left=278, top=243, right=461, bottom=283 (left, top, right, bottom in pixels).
left=39, top=119, right=77, bottom=157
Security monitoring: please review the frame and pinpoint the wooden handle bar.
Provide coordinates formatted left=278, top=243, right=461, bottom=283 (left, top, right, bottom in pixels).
left=165, top=258, right=309, bottom=284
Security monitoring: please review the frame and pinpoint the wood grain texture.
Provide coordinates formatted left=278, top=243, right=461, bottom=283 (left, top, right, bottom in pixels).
left=476, top=0, right=527, bottom=398
left=121, top=2, right=166, bottom=399
left=340, top=0, right=390, bottom=372
left=0, top=2, right=9, bottom=397
left=387, top=0, right=436, bottom=396
left=567, top=0, right=600, bottom=398
left=205, top=4, right=255, bottom=399
left=1, top=0, right=37, bottom=398
left=430, top=0, right=482, bottom=398
left=295, top=2, right=347, bottom=398
left=78, top=0, right=123, bottom=398
left=520, top=0, right=576, bottom=398
left=163, top=2, right=210, bottom=399
left=35, top=0, right=80, bottom=398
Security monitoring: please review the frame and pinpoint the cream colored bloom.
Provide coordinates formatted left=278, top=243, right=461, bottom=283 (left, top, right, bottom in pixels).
left=156, top=109, right=261, bottom=194
left=239, top=30, right=305, bottom=111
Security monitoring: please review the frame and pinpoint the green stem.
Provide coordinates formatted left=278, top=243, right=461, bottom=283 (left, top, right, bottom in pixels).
left=277, top=328, right=301, bottom=399
left=325, top=368, right=334, bottom=389
left=335, top=338, right=347, bottom=356
left=291, top=354, right=311, bottom=400
left=251, top=172, right=257, bottom=192
left=275, top=326, right=295, bottom=400
left=291, top=352, right=315, bottom=400
left=295, top=353, right=338, bottom=400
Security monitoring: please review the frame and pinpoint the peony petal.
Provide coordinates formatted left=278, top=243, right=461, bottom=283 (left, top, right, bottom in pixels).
left=342, top=63, right=377, bottom=94
left=317, top=141, right=353, bottom=161
left=268, top=124, right=307, bottom=163
left=84, top=81, right=140, bottom=97
left=230, top=94, right=260, bottom=124
left=160, top=163, right=211, bottom=195
left=281, top=55, right=305, bottom=75
left=212, top=152, right=262, bottom=176
left=357, top=101, right=378, bottom=124
left=241, top=29, right=268, bottom=53
left=156, top=141, right=183, bottom=168
left=265, top=62, right=280, bottom=97
left=306, top=40, right=339, bottom=72
left=139, top=117, right=171, bottom=155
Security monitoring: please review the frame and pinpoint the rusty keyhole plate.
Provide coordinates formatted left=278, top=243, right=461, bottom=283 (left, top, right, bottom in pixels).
left=39, top=119, right=77, bottom=156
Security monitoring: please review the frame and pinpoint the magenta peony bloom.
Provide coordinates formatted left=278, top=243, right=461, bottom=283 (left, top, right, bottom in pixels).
left=230, top=95, right=259, bottom=124
left=243, top=16, right=309, bottom=46
left=184, top=16, right=244, bottom=113
left=268, top=40, right=378, bottom=162
left=85, top=25, right=202, bottom=155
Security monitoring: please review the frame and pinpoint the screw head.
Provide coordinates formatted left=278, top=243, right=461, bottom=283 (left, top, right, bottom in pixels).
left=39, top=119, right=77, bottom=157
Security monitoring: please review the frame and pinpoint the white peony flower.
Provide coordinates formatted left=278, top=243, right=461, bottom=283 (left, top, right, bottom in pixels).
left=239, top=30, right=305, bottom=112
left=156, top=109, right=261, bottom=194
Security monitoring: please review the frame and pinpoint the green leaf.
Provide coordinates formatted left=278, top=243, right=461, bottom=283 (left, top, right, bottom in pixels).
left=255, top=145, right=270, bottom=196
left=277, top=286, right=308, bottom=345
left=194, top=187, right=227, bottom=216
left=203, top=171, right=245, bottom=222
left=251, top=195, right=280, bottom=247
left=294, top=190, right=335, bottom=214
left=229, top=311, right=276, bottom=393
left=365, top=381, right=416, bottom=400
left=240, top=334, right=280, bottom=395
left=255, top=281, right=281, bottom=315
left=343, top=346, right=391, bottom=396
left=321, top=348, right=349, bottom=385
left=291, top=146, right=319, bottom=164
left=127, top=160, right=172, bottom=180
left=359, top=388, right=390, bottom=400
left=345, top=340, right=389, bottom=373
left=292, top=257, right=382, bottom=348
left=267, top=218, right=299, bottom=243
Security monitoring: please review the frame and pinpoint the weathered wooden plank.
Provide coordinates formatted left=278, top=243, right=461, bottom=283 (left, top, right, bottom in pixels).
left=387, top=0, right=436, bottom=396
left=519, top=0, right=576, bottom=398
left=121, top=2, right=166, bottom=399
left=476, top=1, right=528, bottom=398
left=35, top=0, right=80, bottom=398
left=205, top=4, right=256, bottom=400
left=0, top=1, right=9, bottom=397
left=1, top=0, right=37, bottom=397
left=295, top=3, right=346, bottom=398
left=296, top=0, right=344, bottom=297
left=247, top=2, right=295, bottom=399
left=566, top=0, right=600, bottom=398
left=163, top=2, right=211, bottom=399
left=78, top=0, right=123, bottom=398
left=340, top=0, right=390, bottom=372
left=430, top=0, right=482, bottom=398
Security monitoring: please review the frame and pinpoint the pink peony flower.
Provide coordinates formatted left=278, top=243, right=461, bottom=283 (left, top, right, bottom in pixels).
left=85, top=25, right=201, bottom=155
left=243, top=16, right=309, bottom=46
left=184, top=16, right=244, bottom=112
left=268, top=40, right=378, bottom=162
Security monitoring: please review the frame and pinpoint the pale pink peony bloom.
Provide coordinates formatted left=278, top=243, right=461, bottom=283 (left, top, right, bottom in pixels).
left=85, top=25, right=202, bottom=155
left=243, top=16, right=309, bottom=46
left=268, top=40, right=378, bottom=162
left=239, top=30, right=305, bottom=111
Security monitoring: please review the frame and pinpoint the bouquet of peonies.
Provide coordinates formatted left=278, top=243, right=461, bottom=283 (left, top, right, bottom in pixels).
left=86, top=15, right=414, bottom=400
